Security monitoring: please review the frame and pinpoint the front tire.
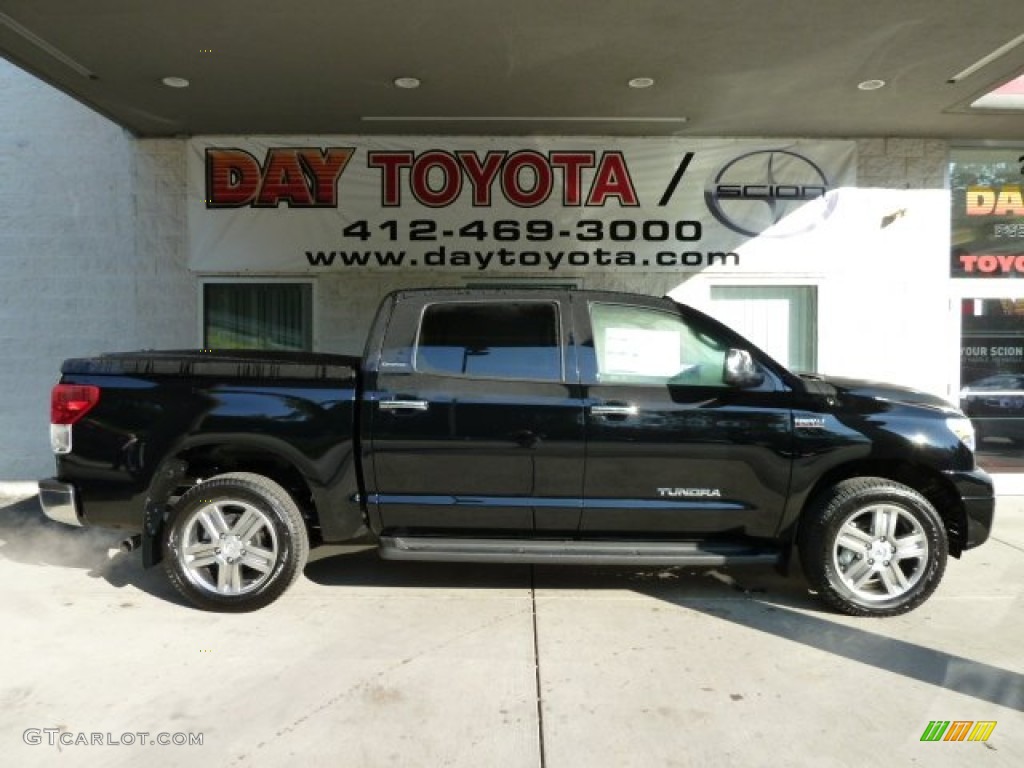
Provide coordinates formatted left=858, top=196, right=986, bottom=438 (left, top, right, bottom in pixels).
left=163, top=472, right=309, bottom=611
left=798, top=477, right=948, bottom=617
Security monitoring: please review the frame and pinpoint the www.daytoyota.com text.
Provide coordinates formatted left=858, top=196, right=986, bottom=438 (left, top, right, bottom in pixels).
left=305, top=217, right=738, bottom=270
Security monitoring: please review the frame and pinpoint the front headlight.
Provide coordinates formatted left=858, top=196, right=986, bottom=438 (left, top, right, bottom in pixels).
left=946, top=417, right=976, bottom=452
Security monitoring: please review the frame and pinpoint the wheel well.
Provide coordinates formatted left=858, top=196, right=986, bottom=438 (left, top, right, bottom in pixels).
left=798, top=461, right=967, bottom=556
left=170, top=445, right=322, bottom=545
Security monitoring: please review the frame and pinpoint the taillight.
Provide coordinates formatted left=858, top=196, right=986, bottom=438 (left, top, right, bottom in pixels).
left=51, top=384, right=101, bottom=425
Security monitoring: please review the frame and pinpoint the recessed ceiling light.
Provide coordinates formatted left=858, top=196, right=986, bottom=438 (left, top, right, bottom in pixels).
left=857, top=79, right=886, bottom=91
left=628, top=77, right=655, bottom=89
left=393, top=77, right=421, bottom=89
left=161, top=76, right=190, bottom=89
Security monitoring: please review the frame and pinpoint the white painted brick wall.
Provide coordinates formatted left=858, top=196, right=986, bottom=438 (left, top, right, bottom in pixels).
left=0, top=62, right=192, bottom=479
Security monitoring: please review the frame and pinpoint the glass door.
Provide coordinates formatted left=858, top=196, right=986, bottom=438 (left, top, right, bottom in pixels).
left=960, top=298, right=1024, bottom=473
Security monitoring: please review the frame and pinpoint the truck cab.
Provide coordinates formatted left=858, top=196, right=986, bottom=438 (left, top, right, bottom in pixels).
left=363, top=289, right=795, bottom=543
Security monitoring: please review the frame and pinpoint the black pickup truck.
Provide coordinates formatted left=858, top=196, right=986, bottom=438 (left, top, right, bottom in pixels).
left=39, top=288, right=994, bottom=615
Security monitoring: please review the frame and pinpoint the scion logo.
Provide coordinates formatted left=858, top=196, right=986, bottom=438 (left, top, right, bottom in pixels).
left=705, top=150, right=836, bottom=238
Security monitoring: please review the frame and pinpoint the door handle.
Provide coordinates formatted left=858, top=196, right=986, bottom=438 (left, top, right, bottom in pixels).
left=379, top=399, right=429, bottom=412
left=591, top=403, right=638, bottom=418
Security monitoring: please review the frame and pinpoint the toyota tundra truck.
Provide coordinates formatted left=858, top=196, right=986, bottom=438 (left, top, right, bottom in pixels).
left=38, top=288, right=994, bottom=614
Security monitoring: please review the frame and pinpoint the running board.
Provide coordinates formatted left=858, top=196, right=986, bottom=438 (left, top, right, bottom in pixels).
left=378, top=536, right=780, bottom=566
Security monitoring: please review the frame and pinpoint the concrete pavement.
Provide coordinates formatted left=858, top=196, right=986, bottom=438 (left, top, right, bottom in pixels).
left=1, top=483, right=1021, bottom=767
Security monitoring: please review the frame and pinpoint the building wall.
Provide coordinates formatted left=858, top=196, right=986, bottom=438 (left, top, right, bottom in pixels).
left=830, top=139, right=953, bottom=393
left=0, top=60, right=955, bottom=479
left=0, top=62, right=193, bottom=479
left=669, top=139, right=953, bottom=396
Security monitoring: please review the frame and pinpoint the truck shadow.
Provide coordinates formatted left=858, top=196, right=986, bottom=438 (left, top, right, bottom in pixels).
left=6, top=499, right=1022, bottom=713
left=306, top=546, right=535, bottom=589
left=645, top=576, right=1024, bottom=713
left=309, top=548, right=1024, bottom=713
left=305, top=544, right=807, bottom=599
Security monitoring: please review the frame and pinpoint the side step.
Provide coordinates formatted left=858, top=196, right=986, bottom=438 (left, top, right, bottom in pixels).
left=379, top=536, right=780, bottom=566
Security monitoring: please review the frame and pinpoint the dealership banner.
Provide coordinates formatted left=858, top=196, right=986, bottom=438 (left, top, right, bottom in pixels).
left=187, top=137, right=855, bottom=274
left=951, top=147, right=1024, bottom=278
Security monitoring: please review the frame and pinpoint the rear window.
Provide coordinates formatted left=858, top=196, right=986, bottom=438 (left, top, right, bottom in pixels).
left=415, top=302, right=561, bottom=381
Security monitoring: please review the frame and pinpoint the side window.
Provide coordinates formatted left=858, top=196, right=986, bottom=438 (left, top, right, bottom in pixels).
left=416, top=302, right=562, bottom=381
left=589, top=303, right=728, bottom=386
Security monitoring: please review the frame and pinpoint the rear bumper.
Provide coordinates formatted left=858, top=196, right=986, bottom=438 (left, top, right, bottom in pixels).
left=945, top=468, right=995, bottom=551
left=37, top=478, right=82, bottom=527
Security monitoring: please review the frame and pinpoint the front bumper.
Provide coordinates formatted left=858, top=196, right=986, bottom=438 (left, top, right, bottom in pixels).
left=38, top=478, right=81, bottom=527
left=945, top=468, right=995, bottom=551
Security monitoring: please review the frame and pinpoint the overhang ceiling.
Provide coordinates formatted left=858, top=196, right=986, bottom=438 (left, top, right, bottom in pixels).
left=2, top=0, right=1023, bottom=140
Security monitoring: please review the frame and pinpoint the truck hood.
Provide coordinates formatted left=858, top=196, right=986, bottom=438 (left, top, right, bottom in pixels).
left=800, top=374, right=959, bottom=414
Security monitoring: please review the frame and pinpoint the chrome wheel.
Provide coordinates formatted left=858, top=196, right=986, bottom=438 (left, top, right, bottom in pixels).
left=178, top=498, right=280, bottom=596
left=832, top=503, right=928, bottom=602
left=164, top=472, right=309, bottom=611
left=799, top=477, right=947, bottom=616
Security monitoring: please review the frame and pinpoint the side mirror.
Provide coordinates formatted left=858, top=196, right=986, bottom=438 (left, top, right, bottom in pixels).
left=723, top=348, right=765, bottom=388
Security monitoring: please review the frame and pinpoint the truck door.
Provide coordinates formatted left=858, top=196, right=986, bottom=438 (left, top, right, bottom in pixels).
left=365, top=291, right=585, bottom=536
left=574, top=295, right=793, bottom=540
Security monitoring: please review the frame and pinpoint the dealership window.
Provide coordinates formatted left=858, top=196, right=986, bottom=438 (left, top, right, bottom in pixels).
left=415, top=302, right=561, bottom=380
left=960, top=298, right=1024, bottom=468
left=951, top=146, right=1024, bottom=474
left=950, top=146, right=1024, bottom=279
left=708, top=285, right=817, bottom=372
left=202, top=282, right=313, bottom=351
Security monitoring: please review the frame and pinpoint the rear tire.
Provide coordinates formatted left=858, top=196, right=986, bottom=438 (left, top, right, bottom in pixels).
left=163, top=472, right=309, bottom=611
left=798, top=477, right=947, bottom=617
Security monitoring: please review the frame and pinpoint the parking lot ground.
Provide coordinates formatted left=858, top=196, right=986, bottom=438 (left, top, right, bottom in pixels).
left=1, top=484, right=1022, bottom=768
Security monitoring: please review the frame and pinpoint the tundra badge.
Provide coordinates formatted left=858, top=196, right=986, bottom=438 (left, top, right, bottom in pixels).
left=657, top=488, right=722, bottom=498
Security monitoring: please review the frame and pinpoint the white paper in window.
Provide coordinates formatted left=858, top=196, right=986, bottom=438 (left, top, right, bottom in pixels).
left=603, top=328, right=681, bottom=376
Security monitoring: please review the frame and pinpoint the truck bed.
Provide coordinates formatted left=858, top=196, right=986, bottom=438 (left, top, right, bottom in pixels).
left=60, top=349, right=360, bottom=383
left=49, top=348, right=365, bottom=542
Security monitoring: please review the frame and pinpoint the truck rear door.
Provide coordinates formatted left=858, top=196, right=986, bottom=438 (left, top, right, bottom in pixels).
left=364, top=290, right=585, bottom=536
left=573, top=293, right=793, bottom=540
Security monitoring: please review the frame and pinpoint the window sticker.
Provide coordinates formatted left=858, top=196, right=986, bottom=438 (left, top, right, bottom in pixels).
left=602, top=328, right=682, bottom=376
